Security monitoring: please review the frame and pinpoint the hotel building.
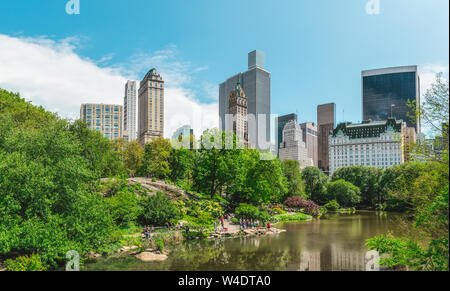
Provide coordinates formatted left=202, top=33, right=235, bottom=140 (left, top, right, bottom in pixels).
left=329, top=119, right=406, bottom=175
left=279, top=120, right=312, bottom=168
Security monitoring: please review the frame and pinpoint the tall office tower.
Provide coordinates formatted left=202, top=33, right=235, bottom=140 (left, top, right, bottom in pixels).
left=300, top=122, right=319, bottom=167
left=362, top=66, right=421, bottom=133
left=80, top=103, right=123, bottom=141
left=317, top=103, right=336, bottom=174
left=123, top=80, right=137, bottom=141
left=279, top=120, right=311, bottom=168
left=329, top=119, right=407, bottom=176
left=275, top=113, right=298, bottom=156
left=219, top=50, right=271, bottom=150
left=138, top=68, right=164, bottom=146
left=228, top=81, right=248, bottom=147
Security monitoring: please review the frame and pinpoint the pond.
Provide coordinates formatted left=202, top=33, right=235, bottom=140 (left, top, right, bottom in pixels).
left=85, top=211, right=411, bottom=271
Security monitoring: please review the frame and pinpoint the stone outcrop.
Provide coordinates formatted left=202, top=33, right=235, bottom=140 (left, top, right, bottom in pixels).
left=135, top=252, right=168, bottom=262
left=128, top=178, right=190, bottom=201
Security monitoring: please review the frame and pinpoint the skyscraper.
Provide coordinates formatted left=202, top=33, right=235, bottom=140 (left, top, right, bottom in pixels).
left=138, top=68, right=164, bottom=146
left=300, top=122, right=318, bottom=167
left=123, top=80, right=137, bottom=141
left=317, top=103, right=336, bottom=174
left=228, top=81, right=248, bottom=147
left=80, top=103, right=123, bottom=141
left=279, top=120, right=311, bottom=168
left=362, top=66, right=421, bottom=133
left=219, top=50, right=271, bottom=150
left=276, top=113, right=298, bottom=156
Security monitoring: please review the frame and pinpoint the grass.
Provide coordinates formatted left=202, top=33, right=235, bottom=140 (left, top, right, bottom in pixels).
left=270, top=212, right=312, bottom=223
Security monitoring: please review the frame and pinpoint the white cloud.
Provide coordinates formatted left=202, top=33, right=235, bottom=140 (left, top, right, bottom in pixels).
left=0, top=34, right=218, bottom=138
left=419, top=64, right=449, bottom=98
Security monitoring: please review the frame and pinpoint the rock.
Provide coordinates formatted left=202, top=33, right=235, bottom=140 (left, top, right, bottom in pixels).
left=135, top=252, right=168, bottom=262
left=0, top=268, right=6, bottom=272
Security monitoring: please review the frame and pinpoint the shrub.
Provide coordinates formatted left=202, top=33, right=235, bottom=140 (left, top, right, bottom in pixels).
left=327, top=179, right=361, bottom=207
left=270, top=213, right=312, bottom=223
left=283, top=196, right=320, bottom=216
left=5, top=254, right=46, bottom=271
left=138, top=192, right=182, bottom=226
left=235, top=204, right=261, bottom=220
left=324, top=200, right=340, bottom=210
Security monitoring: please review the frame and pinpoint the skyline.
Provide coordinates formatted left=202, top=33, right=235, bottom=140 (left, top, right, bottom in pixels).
left=0, top=0, right=449, bottom=138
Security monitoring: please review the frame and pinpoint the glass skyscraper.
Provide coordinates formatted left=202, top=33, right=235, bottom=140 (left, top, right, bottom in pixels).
left=362, top=66, right=421, bottom=133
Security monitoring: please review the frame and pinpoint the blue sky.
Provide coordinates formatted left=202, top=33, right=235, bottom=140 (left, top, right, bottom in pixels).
left=0, top=0, right=448, bottom=136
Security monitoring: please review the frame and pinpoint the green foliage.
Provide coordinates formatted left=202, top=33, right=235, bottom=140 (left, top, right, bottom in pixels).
left=114, top=140, right=144, bottom=177
left=302, top=167, right=329, bottom=204
left=331, top=166, right=383, bottom=206
left=324, top=200, right=340, bottom=210
left=142, top=138, right=172, bottom=179
left=169, top=148, right=195, bottom=183
left=138, top=193, right=182, bottom=226
left=282, top=160, right=305, bottom=199
left=187, top=200, right=224, bottom=219
left=155, top=238, right=165, bottom=253
left=235, top=204, right=261, bottom=220
left=270, top=213, right=312, bottom=223
left=326, top=179, right=361, bottom=207
left=5, top=254, right=46, bottom=271
left=105, top=187, right=143, bottom=226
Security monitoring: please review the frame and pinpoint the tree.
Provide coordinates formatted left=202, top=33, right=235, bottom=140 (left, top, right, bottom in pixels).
left=169, top=148, right=195, bottom=184
left=105, top=188, right=142, bottom=226
left=138, top=193, right=181, bottom=226
left=331, top=166, right=383, bottom=207
left=302, top=167, right=329, bottom=203
left=282, top=160, right=306, bottom=199
left=123, top=141, right=144, bottom=177
left=193, top=129, right=239, bottom=198
left=142, top=138, right=172, bottom=179
left=326, top=179, right=361, bottom=207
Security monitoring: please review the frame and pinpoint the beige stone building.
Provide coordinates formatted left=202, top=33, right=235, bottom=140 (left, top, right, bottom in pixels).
left=138, top=68, right=164, bottom=146
left=80, top=103, right=123, bottom=141
left=228, top=81, right=248, bottom=148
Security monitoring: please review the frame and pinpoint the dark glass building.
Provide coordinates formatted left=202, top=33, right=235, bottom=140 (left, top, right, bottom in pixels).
left=362, top=66, right=421, bottom=133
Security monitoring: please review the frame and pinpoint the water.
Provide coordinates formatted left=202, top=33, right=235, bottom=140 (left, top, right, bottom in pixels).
left=85, top=211, right=411, bottom=271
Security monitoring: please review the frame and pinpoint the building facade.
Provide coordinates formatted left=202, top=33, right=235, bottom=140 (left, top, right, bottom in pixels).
left=219, top=50, right=271, bottom=150
left=329, top=119, right=406, bottom=176
left=227, top=81, right=248, bottom=147
left=80, top=103, right=123, bottom=141
left=123, top=80, right=137, bottom=141
left=279, top=120, right=312, bottom=168
left=362, top=66, right=421, bottom=133
left=317, top=103, right=336, bottom=174
left=300, top=122, right=319, bottom=167
left=276, top=113, right=298, bottom=157
left=138, top=68, right=164, bottom=146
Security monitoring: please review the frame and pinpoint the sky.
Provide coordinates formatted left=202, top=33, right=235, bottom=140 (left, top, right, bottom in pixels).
left=0, top=0, right=448, bottom=138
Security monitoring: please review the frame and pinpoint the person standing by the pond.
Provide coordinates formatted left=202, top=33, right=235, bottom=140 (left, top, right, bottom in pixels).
left=267, top=222, right=271, bottom=230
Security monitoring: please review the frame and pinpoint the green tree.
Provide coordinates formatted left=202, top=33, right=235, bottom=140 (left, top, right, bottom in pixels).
left=138, top=193, right=182, bottom=226
left=326, top=179, right=361, bottom=207
left=302, top=166, right=329, bottom=204
left=169, top=148, right=195, bottom=184
left=282, top=160, right=306, bottom=199
left=123, top=141, right=144, bottom=177
left=331, top=166, right=383, bottom=207
left=105, top=188, right=143, bottom=226
left=142, top=137, right=172, bottom=179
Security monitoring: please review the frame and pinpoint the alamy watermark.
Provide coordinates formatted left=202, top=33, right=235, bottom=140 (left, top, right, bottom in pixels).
left=66, top=250, right=80, bottom=271
left=365, top=0, right=380, bottom=15
left=66, top=0, right=80, bottom=15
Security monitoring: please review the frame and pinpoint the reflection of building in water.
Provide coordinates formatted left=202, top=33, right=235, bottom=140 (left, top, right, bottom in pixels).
left=286, top=251, right=321, bottom=271
left=330, top=244, right=366, bottom=271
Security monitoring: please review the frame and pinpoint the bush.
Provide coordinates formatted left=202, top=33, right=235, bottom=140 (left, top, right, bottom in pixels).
left=138, top=193, right=182, bottom=226
left=327, top=180, right=361, bottom=207
left=5, top=254, right=46, bottom=271
left=105, top=188, right=142, bottom=226
left=324, top=200, right=340, bottom=210
left=283, top=196, right=320, bottom=216
left=270, top=213, right=312, bottom=223
left=188, top=200, right=224, bottom=219
left=235, top=204, right=261, bottom=220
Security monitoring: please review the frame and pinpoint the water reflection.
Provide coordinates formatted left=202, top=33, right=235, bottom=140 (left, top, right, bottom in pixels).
left=85, top=211, right=409, bottom=271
